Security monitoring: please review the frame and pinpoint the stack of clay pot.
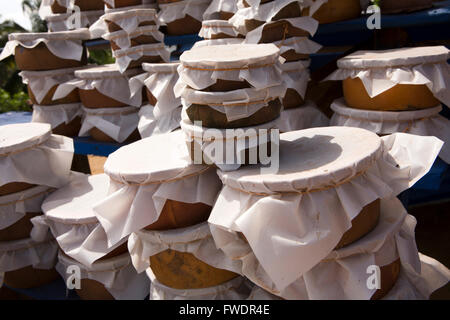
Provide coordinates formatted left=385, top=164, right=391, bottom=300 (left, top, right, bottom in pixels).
left=327, top=46, right=450, bottom=165
left=208, top=126, right=450, bottom=299
left=176, top=43, right=287, bottom=171
left=229, top=1, right=329, bottom=133
left=129, top=62, right=183, bottom=138
left=0, top=29, right=91, bottom=137
left=0, top=123, right=74, bottom=290
left=40, top=0, right=105, bottom=32
left=30, top=173, right=150, bottom=300
left=89, top=131, right=250, bottom=299
left=157, top=0, right=212, bottom=36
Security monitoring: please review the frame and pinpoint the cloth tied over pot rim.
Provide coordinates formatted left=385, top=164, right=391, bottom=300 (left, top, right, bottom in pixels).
left=203, top=0, right=239, bottom=20
left=53, top=64, right=143, bottom=107
left=92, top=130, right=223, bottom=247
left=0, top=29, right=91, bottom=62
left=0, top=234, right=58, bottom=287
left=129, top=62, right=181, bottom=117
left=149, top=273, right=252, bottom=300
left=158, top=0, right=212, bottom=25
left=78, top=106, right=139, bottom=143
left=0, top=123, right=74, bottom=188
left=324, top=46, right=450, bottom=106
left=199, top=20, right=242, bottom=39
left=0, top=185, right=53, bottom=231
left=330, top=98, right=450, bottom=164
left=90, top=7, right=159, bottom=38
left=208, top=127, right=443, bottom=291
left=112, top=43, right=171, bottom=73
left=280, top=59, right=310, bottom=99
left=137, top=105, right=182, bottom=138
left=32, top=103, right=83, bottom=129
left=192, top=38, right=245, bottom=48
left=30, top=174, right=128, bottom=266
left=175, top=43, right=285, bottom=96
left=102, top=25, right=165, bottom=50
left=274, top=101, right=330, bottom=133
left=56, top=251, right=150, bottom=300
left=180, top=84, right=287, bottom=122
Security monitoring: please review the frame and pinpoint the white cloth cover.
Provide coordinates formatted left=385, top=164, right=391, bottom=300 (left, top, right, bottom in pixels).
left=271, top=36, right=322, bottom=55
left=0, top=185, right=52, bottom=231
left=158, top=0, right=212, bottom=25
left=208, top=127, right=443, bottom=292
left=330, top=98, right=450, bottom=164
left=244, top=17, right=319, bottom=43
left=19, top=67, right=85, bottom=105
left=180, top=115, right=279, bottom=171
left=129, top=62, right=181, bottom=117
left=175, top=43, right=284, bottom=95
left=113, top=43, right=171, bottom=73
left=0, top=123, right=74, bottom=188
left=32, top=103, right=83, bottom=129
left=229, top=0, right=314, bottom=33
left=79, top=106, right=139, bottom=143
left=325, top=46, right=450, bottom=107
left=181, top=85, right=286, bottom=122
left=54, top=64, right=143, bottom=107
left=55, top=251, right=150, bottom=300
left=192, top=38, right=245, bottom=48
left=93, top=130, right=222, bottom=247
left=211, top=197, right=418, bottom=299
left=281, top=59, right=310, bottom=100
left=103, top=25, right=164, bottom=50
left=90, top=7, right=159, bottom=38
left=0, top=236, right=58, bottom=287
left=203, top=0, right=238, bottom=19
left=138, top=105, right=182, bottom=138
left=274, top=101, right=329, bottom=133
left=0, top=29, right=91, bottom=62
left=46, top=10, right=104, bottom=32
left=31, top=174, right=128, bottom=266
left=128, top=222, right=242, bottom=274
left=199, top=20, right=241, bottom=39
left=149, top=273, right=252, bottom=300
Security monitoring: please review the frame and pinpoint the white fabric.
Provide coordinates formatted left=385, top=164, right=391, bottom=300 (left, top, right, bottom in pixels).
left=272, top=36, right=322, bottom=55
left=46, top=10, right=104, bottom=32
left=32, top=103, right=83, bottom=129
left=113, top=44, right=171, bottom=73
left=158, top=0, right=212, bottom=25
left=192, top=38, right=244, bottom=48
left=203, top=0, right=238, bottom=19
left=199, top=20, right=241, bottom=39
left=280, top=60, right=310, bottom=100
left=0, top=185, right=52, bottom=231
left=0, top=29, right=91, bottom=62
left=79, top=106, right=139, bottom=143
left=0, top=236, right=58, bottom=276
left=209, top=127, right=443, bottom=291
left=229, top=0, right=314, bottom=33
left=31, top=174, right=128, bottom=266
left=244, top=17, right=319, bottom=43
left=175, top=43, right=284, bottom=95
left=54, top=64, right=143, bottom=107
left=138, top=105, right=182, bottom=138
left=90, top=7, right=159, bottom=38
left=93, top=130, right=222, bottom=247
left=19, top=67, right=84, bottom=105
left=211, top=198, right=414, bottom=299
left=129, top=62, right=181, bottom=117
left=181, top=85, right=286, bottom=122
left=180, top=115, right=280, bottom=171
left=103, top=25, right=164, bottom=50
left=331, top=99, right=450, bottom=164
left=149, top=273, right=252, bottom=300
left=274, top=101, right=329, bottom=133
left=0, top=123, right=74, bottom=188
left=128, top=222, right=242, bottom=274
left=55, top=251, right=150, bottom=300
left=325, top=47, right=450, bottom=106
